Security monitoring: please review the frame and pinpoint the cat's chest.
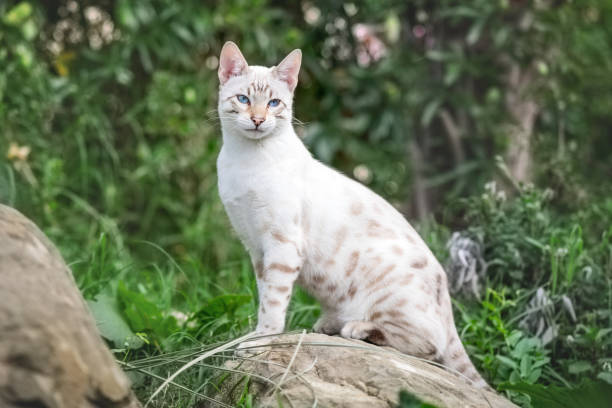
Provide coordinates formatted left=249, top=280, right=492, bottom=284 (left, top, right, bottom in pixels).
left=217, top=149, right=296, bottom=204
left=217, top=146, right=305, bottom=244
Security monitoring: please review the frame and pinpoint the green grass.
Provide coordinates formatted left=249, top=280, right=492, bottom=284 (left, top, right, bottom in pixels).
left=14, top=182, right=602, bottom=408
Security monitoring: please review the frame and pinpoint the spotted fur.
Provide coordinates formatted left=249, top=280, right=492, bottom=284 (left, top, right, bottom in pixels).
left=216, top=41, right=490, bottom=389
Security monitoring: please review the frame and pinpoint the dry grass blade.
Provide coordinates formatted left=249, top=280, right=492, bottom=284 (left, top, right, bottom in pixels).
left=145, top=331, right=256, bottom=407
left=118, top=361, right=233, bottom=408
left=276, top=329, right=306, bottom=388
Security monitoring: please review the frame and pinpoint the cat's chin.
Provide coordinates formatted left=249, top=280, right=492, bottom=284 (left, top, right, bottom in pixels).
left=241, top=129, right=272, bottom=140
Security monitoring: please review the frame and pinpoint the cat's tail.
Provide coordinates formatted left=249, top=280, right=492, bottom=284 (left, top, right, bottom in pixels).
left=441, top=331, right=492, bottom=390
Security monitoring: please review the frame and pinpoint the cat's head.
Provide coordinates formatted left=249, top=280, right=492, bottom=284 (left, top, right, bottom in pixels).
left=217, top=41, right=301, bottom=140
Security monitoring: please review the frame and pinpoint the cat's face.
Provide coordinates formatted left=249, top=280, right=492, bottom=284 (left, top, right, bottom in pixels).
left=217, top=42, right=301, bottom=140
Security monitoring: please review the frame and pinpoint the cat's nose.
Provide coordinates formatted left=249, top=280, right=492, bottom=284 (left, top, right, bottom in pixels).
left=251, top=116, right=265, bottom=127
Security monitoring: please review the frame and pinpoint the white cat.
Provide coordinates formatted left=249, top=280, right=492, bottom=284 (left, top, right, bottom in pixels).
left=216, top=41, right=489, bottom=388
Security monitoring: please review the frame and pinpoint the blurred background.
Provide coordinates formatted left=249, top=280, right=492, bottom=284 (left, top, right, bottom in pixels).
left=1, top=0, right=611, bottom=406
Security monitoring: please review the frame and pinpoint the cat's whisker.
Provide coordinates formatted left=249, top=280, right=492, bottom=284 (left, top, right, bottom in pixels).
left=214, top=41, right=491, bottom=391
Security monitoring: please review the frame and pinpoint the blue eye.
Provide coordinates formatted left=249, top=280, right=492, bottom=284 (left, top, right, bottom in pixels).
left=237, top=94, right=250, bottom=104
left=268, top=99, right=280, bottom=107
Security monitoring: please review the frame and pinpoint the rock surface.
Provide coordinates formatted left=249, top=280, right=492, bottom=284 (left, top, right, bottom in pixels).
left=0, top=204, right=141, bottom=408
left=206, top=333, right=517, bottom=408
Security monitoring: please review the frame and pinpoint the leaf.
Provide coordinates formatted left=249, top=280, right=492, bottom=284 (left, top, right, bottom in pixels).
left=444, top=63, right=461, bottom=86
left=196, top=294, right=252, bottom=322
left=117, top=281, right=178, bottom=340
left=421, top=99, right=442, bottom=127
left=3, top=2, right=32, bottom=26
left=397, top=390, right=439, bottom=408
left=596, top=371, right=612, bottom=385
left=568, top=360, right=593, bottom=374
left=466, top=19, right=486, bottom=45
left=87, top=290, right=144, bottom=349
left=500, top=380, right=612, bottom=408
left=496, top=355, right=518, bottom=370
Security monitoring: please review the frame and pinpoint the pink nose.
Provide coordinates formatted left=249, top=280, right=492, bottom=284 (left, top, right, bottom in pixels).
left=251, top=117, right=265, bottom=127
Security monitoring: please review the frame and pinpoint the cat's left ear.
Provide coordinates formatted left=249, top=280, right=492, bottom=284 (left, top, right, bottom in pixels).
left=273, top=49, right=302, bottom=92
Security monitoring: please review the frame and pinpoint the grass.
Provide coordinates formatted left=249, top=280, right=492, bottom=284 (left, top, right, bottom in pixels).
left=3, top=160, right=611, bottom=407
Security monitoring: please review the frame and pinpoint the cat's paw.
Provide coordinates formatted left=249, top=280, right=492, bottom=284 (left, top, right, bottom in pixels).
left=313, top=316, right=342, bottom=335
left=234, top=337, right=273, bottom=357
left=340, top=321, right=379, bottom=340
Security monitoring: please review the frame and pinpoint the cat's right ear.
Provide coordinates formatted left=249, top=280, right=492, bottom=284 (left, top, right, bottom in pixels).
left=218, top=41, right=249, bottom=85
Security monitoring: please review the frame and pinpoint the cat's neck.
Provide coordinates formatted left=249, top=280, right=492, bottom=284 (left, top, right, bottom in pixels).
left=220, top=122, right=310, bottom=163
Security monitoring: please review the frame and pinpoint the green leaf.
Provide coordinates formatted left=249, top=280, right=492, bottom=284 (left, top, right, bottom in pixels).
left=496, top=355, right=518, bottom=370
left=3, top=2, right=32, bottom=26
left=87, top=290, right=144, bottom=349
left=196, top=294, right=252, bottom=322
left=596, top=371, right=612, bottom=385
left=466, top=19, right=486, bottom=45
left=500, top=380, right=612, bottom=408
left=444, top=63, right=461, bottom=86
left=568, top=360, right=593, bottom=374
left=117, top=281, right=178, bottom=340
left=421, top=99, right=442, bottom=127
left=397, top=390, right=439, bottom=408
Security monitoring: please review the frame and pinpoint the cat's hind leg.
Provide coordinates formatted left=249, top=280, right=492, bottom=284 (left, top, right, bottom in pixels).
left=313, top=312, right=344, bottom=335
left=339, top=319, right=444, bottom=362
left=339, top=320, right=389, bottom=346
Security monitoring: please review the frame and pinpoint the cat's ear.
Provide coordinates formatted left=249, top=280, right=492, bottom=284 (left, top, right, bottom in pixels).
left=273, top=49, right=302, bottom=92
left=218, top=41, right=249, bottom=85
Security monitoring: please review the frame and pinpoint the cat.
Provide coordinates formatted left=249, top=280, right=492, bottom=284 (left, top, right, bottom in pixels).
left=216, top=41, right=489, bottom=388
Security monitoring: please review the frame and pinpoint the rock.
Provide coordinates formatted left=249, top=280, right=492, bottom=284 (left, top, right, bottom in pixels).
left=0, top=205, right=141, bottom=408
left=205, top=333, right=517, bottom=408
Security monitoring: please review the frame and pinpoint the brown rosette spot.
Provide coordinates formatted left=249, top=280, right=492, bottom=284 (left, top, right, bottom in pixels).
left=410, top=256, right=428, bottom=269
left=312, top=274, right=326, bottom=285
left=415, top=303, right=428, bottom=312
left=350, top=202, right=364, bottom=215
left=366, top=264, right=395, bottom=289
left=385, top=309, right=402, bottom=318
left=367, top=220, right=398, bottom=239
left=391, top=245, right=404, bottom=256
left=268, top=263, right=298, bottom=274
left=345, top=251, right=360, bottom=277
left=332, top=226, right=348, bottom=255
left=271, top=230, right=289, bottom=243
left=370, top=311, right=383, bottom=320
left=394, top=298, right=408, bottom=308
left=400, top=274, right=415, bottom=286
left=347, top=282, right=358, bottom=299
left=373, top=292, right=392, bottom=306
left=268, top=299, right=281, bottom=307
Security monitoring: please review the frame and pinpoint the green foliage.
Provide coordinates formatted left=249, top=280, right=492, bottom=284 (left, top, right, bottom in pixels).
left=0, top=0, right=611, bottom=407
left=500, top=380, right=612, bottom=408
left=396, top=390, right=438, bottom=408
left=87, top=289, right=145, bottom=350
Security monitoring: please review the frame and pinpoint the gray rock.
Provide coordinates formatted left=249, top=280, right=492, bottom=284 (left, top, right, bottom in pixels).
left=205, top=333, right=517, bottom=408
left=0, top=204, right=141, bottom=408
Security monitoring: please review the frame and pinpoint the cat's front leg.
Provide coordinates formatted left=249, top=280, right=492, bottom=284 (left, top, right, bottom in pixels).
left=237, top=240, right=302, bottom=355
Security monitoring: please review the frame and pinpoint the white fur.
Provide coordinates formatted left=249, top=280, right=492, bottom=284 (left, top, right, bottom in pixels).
left=216, top=43, right=489, bottom=388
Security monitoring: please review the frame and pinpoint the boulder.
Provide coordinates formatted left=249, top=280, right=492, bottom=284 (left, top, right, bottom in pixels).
left=0, top=204, right=141, bottom=408
left=205, top=332, right=517, bottom=408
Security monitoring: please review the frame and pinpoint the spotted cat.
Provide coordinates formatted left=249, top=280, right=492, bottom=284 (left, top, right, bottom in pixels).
left=216, top=41, right=488, bottom=388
